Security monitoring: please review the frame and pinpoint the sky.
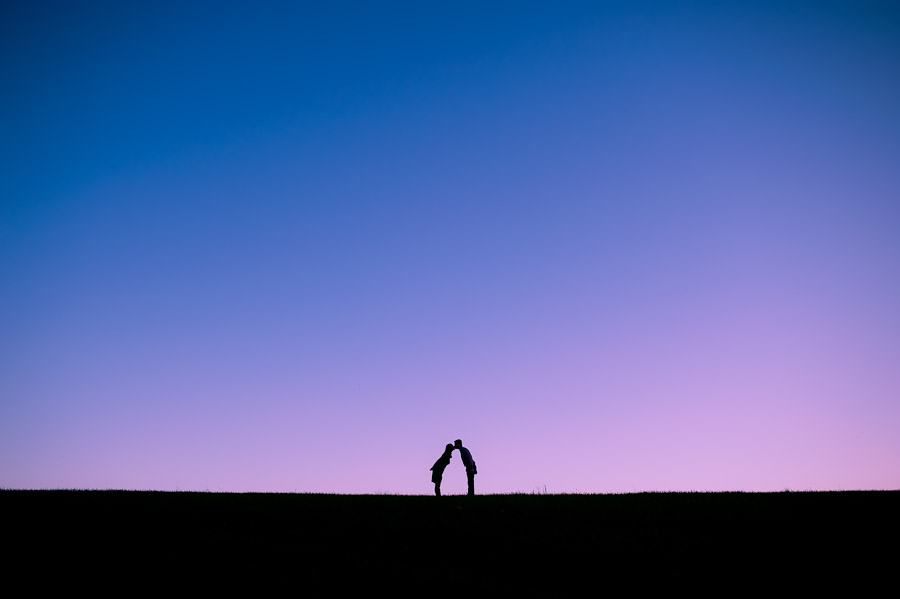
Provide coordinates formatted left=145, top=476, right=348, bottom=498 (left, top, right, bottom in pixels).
left=2, top=1, right=899, bottom=494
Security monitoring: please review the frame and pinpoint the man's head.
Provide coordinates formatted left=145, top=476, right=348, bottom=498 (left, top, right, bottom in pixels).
left=454, top=439, right=463, bottom=449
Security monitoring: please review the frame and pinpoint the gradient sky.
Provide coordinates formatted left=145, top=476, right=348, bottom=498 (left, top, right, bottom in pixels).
left=2, top=1, right=899, bottom=493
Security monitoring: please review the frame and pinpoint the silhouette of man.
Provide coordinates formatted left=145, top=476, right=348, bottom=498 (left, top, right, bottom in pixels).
left=429, top=443, right=454, bottom=496
left=454, top=439, right=477, bottom=496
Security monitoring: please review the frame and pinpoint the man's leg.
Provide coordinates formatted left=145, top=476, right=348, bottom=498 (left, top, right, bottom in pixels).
left=467, top=470, right=475, bottom=496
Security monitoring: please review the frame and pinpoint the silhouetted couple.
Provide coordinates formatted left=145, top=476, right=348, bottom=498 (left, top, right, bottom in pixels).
left=429, top=439, right=477, bottom=496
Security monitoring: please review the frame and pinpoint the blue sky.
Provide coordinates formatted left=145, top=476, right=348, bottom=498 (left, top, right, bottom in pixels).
left=2, top=1, right=899, bottom=492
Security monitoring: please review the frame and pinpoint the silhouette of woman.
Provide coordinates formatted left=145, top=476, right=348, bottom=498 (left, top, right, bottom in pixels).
left=429, top=443, right=454, bottom=496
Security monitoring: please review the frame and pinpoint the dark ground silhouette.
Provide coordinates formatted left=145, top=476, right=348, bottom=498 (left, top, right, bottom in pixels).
left=3, top=490, right=897, bottom=593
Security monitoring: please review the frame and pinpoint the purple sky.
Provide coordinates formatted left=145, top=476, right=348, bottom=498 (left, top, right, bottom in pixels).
left=2, top=1, right=899, bottom=493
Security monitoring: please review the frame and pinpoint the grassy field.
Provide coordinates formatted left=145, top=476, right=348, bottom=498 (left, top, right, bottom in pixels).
left=3, top=490, right=896, bottom=591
